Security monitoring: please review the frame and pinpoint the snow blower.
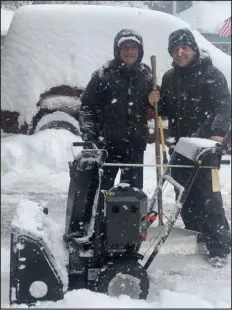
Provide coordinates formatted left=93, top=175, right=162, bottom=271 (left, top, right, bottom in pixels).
left=9, top=130, right=231, bottom=306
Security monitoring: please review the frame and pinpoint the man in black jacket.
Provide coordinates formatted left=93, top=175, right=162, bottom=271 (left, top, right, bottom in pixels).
left=79, top=29, right=153, bottom=190
left=149, top=28, right=231, bottom=266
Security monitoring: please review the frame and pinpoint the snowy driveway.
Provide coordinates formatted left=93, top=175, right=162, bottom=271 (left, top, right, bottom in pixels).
left=1, top=130, right=231, bottom=308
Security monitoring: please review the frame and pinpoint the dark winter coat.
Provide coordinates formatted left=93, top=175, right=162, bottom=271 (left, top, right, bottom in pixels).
left=79, top=30, right=153, bottom=151
left=159, top=50, right=231, bottom=144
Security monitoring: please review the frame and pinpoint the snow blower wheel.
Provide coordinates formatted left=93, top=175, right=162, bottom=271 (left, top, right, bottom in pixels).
left=94, top=260, right=149, bottom=299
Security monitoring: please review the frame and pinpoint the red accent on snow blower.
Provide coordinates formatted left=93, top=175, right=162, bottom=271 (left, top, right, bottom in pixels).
left=149, top=214, right=157, bottom=222
left=143, top=213, right=158, bottom=224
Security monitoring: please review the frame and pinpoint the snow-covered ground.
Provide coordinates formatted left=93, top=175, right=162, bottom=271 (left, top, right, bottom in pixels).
left=1, top=129, right=231, bottom=308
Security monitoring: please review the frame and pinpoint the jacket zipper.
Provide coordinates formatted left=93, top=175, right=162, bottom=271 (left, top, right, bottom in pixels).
left=177, top=77, right=181, bottom=141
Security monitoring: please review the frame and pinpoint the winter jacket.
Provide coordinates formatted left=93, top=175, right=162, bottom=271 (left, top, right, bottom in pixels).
left=159, top=50, right=231, bottom=144
left=79, top=29, right=153, bottom=151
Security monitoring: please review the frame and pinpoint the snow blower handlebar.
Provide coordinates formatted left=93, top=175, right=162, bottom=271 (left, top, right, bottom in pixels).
left=216, top=127, right=231, bottom=156
left=73, top=141, right=98, bottom=149
left=142, top=130, right=231, bottom=270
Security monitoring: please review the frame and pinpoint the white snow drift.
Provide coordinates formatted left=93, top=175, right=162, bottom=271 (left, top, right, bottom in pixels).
left=1, top=4, right=231, bottom=126
left=1, top=129, right=82, bottom=175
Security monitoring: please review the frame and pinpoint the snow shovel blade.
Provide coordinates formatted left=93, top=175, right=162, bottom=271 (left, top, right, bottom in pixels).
left=145, top=225, right=197, bottom=239
left=139, top=225, right=198, bottom=268
left=163, top=226, right=198, bottom=238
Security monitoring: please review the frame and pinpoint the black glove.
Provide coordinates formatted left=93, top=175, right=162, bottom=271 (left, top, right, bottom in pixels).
left=97, top=138, right=108, bottom=150
left=81, top=133, right=98, bottom=149
left=81, top=133, right=108, bottom=150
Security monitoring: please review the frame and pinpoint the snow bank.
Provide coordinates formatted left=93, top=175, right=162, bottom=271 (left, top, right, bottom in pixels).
left=178, top=1, right=231, bottom=34
left=1, top=9, right=14, bottom=36
left=1, top=247, right=10, bottom=272
left=1, top=4, right=231, bottom=126
left=1, top=129, right=81, bottom=175
left=8, top=287, right=220, bottom=308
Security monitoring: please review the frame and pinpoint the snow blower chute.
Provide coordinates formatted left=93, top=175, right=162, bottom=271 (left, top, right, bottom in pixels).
left=9, top=130, right=231, bottom=306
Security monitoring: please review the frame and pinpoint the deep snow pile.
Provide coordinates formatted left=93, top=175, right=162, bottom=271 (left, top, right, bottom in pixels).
left=177, top=1, right=231, bottom=33
left=1, top=4, right=231, bottom=126
left=6, top=288, right=218, bottom=308
left=1, top=129, right=231, bottom=308
left=1, top=129, right=81, bottom=175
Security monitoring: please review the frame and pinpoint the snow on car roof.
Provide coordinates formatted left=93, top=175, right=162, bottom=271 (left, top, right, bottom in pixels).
left=1, top=4, right=231, bottom=126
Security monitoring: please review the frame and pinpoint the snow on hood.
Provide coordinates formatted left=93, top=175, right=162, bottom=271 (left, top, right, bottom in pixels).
left=1, top=4, right=231, bottom=126
left=199, top=49, right=211, bottom=60
left=198, top=49, right=213, bottom=67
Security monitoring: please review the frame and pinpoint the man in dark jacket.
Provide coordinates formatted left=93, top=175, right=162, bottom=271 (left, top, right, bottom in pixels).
left=149, top=28, right=231, bottom=266
left=79, top=29, right=153, bottom=190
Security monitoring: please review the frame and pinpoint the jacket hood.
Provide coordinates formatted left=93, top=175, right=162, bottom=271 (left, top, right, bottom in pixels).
left=113, top=29, right=144, bottom=64
left=168, top=28, right=200, bottom=57
left=198, top=49, right=213, bottom=66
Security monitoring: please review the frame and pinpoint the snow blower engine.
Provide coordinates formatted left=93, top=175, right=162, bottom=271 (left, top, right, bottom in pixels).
left=9, top=132, right=231, bottom=306
left=63, top=142, right=150, bottom=299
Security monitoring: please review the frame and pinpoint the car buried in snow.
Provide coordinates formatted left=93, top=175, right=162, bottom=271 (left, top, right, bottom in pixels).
left=1, top=4, right=231, bottom=141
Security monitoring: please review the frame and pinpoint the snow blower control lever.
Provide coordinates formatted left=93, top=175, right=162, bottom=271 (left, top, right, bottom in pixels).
left=9, top=132, right=231, bottom=306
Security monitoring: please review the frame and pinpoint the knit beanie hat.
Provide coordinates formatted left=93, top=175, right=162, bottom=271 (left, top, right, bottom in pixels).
left=168, top=28, right=199, bottom=56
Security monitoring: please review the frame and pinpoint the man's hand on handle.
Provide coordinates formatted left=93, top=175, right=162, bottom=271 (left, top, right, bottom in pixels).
left=148, top=92, right=224, bottom=144
left=210, top=136, right=224, bottom=143
left=148, top=91, right=160, bottom=106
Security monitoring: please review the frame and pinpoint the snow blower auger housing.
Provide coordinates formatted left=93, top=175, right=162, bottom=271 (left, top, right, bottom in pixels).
left=9, top=132, right=230, bottom=306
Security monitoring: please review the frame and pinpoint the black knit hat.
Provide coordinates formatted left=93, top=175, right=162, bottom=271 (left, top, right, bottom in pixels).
left=168, top=28, right=199, bottom=56
left=114, top=29, right=144, bottom=63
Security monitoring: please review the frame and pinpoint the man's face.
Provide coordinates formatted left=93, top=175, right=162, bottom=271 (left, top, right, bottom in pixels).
left=171, top=45, right=196, bottom=67
left=119, top=41, right=139, bottom=67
